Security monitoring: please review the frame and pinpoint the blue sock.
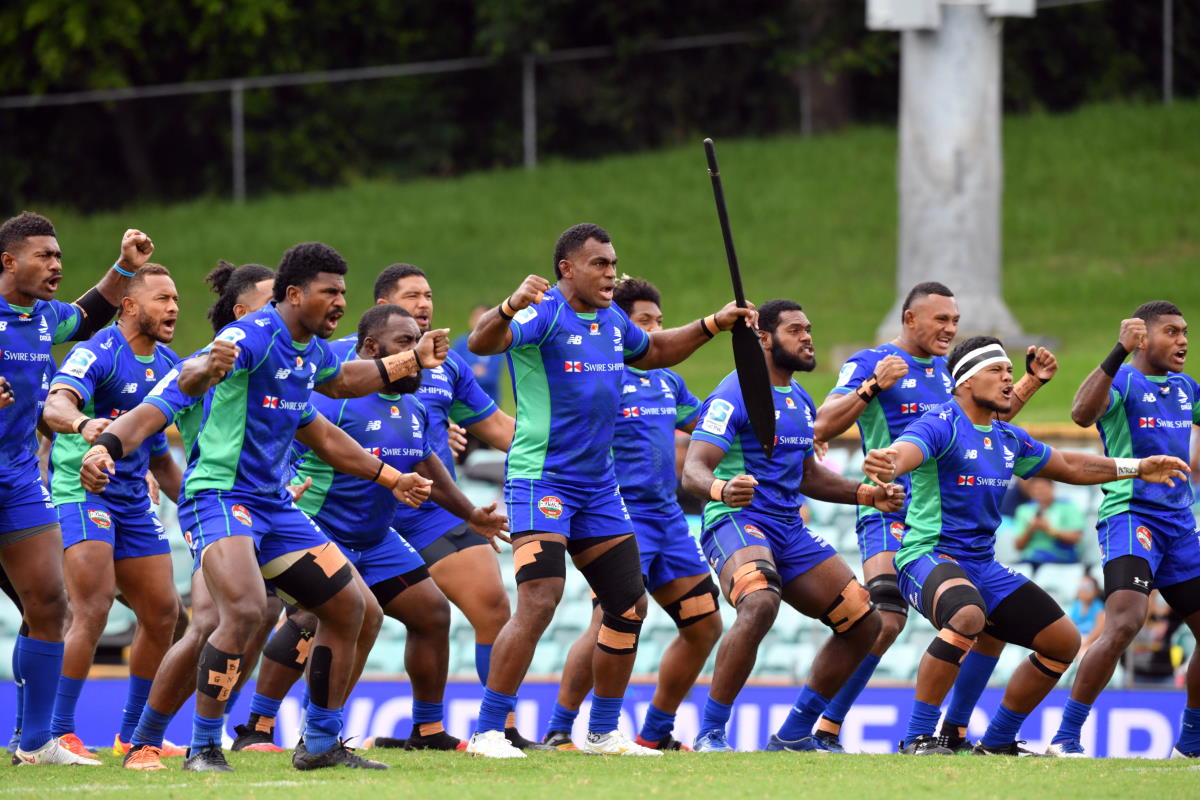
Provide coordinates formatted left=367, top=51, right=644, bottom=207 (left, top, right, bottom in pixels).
left=131, top=705, right=174, bottom=748
left=1176, top=707, right=1200, bottom=755
left=12, top=643, right=23, bottom=734
left=18, top=636, right=64, bottom=751
left=476, top=688, right=517, bottom=734
left=224, top=689, right=242, bottom=720
left=1052, top=698, right=1092, bottom=745
left=944, top=651, right=999, bottom=729
left=119, top=676, right=154, bottom=742
left=588, top=695, right=623, bottom=735
left=904, top=700, right=942, bottom=745
left=190, top=710, right=224, bottom=751
left=475, top=643, right=492, bottom=686
left=412, top=700, right=443, bottom=726
left=980, top=704, right=1028, bottom=748
left=639, top=703, right=676, bottom=743
left=546, top=702, right=579, bottom=734
left=303, top=703, right=343, bottom=754
left=776, top=686, right=831, bottom=741
left=249, top=691, right=283, bottom=721
left=699, top=696, right=733, bottom=735
left=822, top=653, right=881, bottom=726
left=50, top=675, right=86, bottom=737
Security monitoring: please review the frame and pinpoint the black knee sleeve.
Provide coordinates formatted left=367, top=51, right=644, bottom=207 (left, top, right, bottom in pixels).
left=307, top=644, right=333, bottom=708
left=662, top=575, right=720, bottom=628
left=932, top=584, right=987, bottom=633
left=263, top=617, right=315, bottom=672
left=197, top=643, right=242, bottom=701
left=819, top=580, right=875, bottom=635
left=1160, top=575, right=1200, bottom=618
left=986, top=580, right=1065, bottom=649
left=867, top=574, right=908, bottom=617
left=513, top=539, right=567, bottom=584
left=370, top=565, right=430, bottom=608
left=1103, top=555, right=1153, bottom=598
left=919, top=562, right=985, bottom=630
left=579, top=537, right=646, bottom=655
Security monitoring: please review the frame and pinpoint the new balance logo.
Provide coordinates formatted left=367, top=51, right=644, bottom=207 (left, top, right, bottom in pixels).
left=262, top=396, right=280, bottom=408
left=900, top=378, right=917, bottom=389
left=121, top=382, right=138, bottom=393
left=365, top=420, right=382, bottom=431
left=564, top=361, right=582, bottom=372
left=566, top=334, right=582, bottom=345
left=1142, top=392, right=1157, bottom=402
left=274, top=368, right=292, bottom=379
left=900, top=403, right=918, bottom=413
left=1139, top=417, right=1156, bottom=428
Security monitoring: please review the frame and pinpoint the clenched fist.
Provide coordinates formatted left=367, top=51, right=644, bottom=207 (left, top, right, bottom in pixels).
left=872, top=355, right=908, bottom=391
left=416, top=328, right=450, bottom=369
left=118, top=229, right=154, bottom=273
left=507, top=275, right=552, bottom=311
left=1118, top=318, right=1147, bottom=353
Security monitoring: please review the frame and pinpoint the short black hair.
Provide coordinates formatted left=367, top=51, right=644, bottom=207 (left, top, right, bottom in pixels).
left=1132, top=300, right=1184, bottom=326
left=206, top=260, right=275, bottom=333
left=553, top=223, right=610, bottom=279
left=613, top=276, right=661, bottom=315
left=127, top=263, right=171, bottom=293
left=274, top=242, right=348, bottom=303
left=357, top=303, right=413, bottom=351
left=0, top=211, right=56, bottom=255
left=373, top=263, right=426, bottom=302
left=947, top=335, right=1003, bottom=382
left=757, top=299, right=804, bottom=334
left=900, top=281, right=955, bottom=322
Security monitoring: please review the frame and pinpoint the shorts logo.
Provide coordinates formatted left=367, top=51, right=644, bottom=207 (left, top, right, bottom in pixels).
left=1138, top=417, right=1156, bottom=428
left=144, top=368, right=154, bottom=380
left=743, top=524, right=766, bottom=540
left=1136, top=525, right=1152, bottom=551
left=564, top=361, right=582, bottom=372
left=231, top=505, right=253, bottom=527
left=87, top=509, right=112, bottom=529
left=900, top=403, right=918, bottom=414
left=889, top=521, right=905, bottom=542
left=957, top=475, right=976, bottom=486
left=538, top=496, right=563, bottom=519
left=937, top=553, right=958, bottom=563
left=262, top=395, right=280, bottom=408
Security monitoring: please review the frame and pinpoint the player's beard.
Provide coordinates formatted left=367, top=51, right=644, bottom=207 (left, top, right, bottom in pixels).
left=136, top=308, right=174, bottom=344
left=770, top=338, right=816, bottom=373
left=386, top=371, right=422, bottom=396
left=971, top=390, right=1011, bottom=415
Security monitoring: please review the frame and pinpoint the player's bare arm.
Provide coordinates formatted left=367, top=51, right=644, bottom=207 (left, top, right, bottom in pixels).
left=178, top=341, right=238, bottom=397
left=681, top=438, right=758, bottom=508
left=1071, top=318, right=1146, bottom=427
left=469, top=274, right=552, bottom=355
left=149, top=450, right=183, bottom=505
left=862, top=441, right=927, bottom=485
left=996, top=345, right=1058, bottom=421
left=414, top=452, right=511, bottom=550
left=293, top=412, right=432, bottom=507
left=799, top=455, right=904, bottom=512
left=629, top=300, right=756, bottom=371
left=78, top=403, right=171, bottom=493
left=1036, top=448, right=1189, bottom=487
left=465, top=409, right=515, bottom=451
left=812, top=354, right=908, bottom=441
left=318, top=328, right=449, bottom=398
left=42, top=384, right=110, bottom=441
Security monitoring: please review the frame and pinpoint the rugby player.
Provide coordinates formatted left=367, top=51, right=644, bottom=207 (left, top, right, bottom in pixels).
left=683, top=299, right=902, bottom=752
left=866, top=336, right=1187, bottom=755
left=0, top=212, right=152, bottom=765
left=463, top=223, right=752, bottom=758
left=1047, top=303, right=1200, bottom=759
left=80, top=242, right=448, bottom=771
left=42, top=264, right=183, bottom=758
left=814, top=282, right=1056, bottom=751
left=541, top=277, right=721, bottom=752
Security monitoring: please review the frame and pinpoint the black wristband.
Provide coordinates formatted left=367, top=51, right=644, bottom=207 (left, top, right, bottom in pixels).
left=372, top=460, right=385, bottom=482
left=414, top=350, right=424, bottom=370
left=74, top=417, right=90, bottom=434
left=94, top=431, right=124, bottom=461
left=375, top=358, right=390, bottom=386
left=698, top=318, right=715, bottom=339
left=1100, top=341, right=1129, bottom=378
left=856, top=376, right=880, bottom=402
left=497, top=304, right=514, bottom=322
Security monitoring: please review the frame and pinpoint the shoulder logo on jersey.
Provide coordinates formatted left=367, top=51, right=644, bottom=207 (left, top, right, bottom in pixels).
left=389, top=405, right=401, bottom=418
left=1177, top=387, right=1192, bottom=411
left=538, top=496, right=563, bottom=519
left=566, top=334, right=582, bottom=346
left=742, top=524, right=766, bottom=540
left=1135, top=525, right=1152, bottom=551
left=622, top=407, right=640, bottom=418
left=889, top=521, right=905, bottom=542
left=148, top=368, right=179, bottom=397
left=38, top=316, right=50, bottom=341
left=366, top=419, right=382, bottom=431
left=900, top=378, right=917, bottom=389
left=231, top=505, right=253, bottom=527
left=216, top=327, right=247, bottom=345
left=87, top=509, right=112, bottom=529
left=564, top=361, right=582, bottom=373
left=612, top=326, right=622, bottom=352
left=262, top=396, right=279, bottom=408
left=1138, top=417, right=1156, bottom=428
left=63, top=348, right=98, bottom=378
left=900, top=403, right=918, bottom=414
left=411, top=413, right=423, bottom=438
left=701, top=399, right=735, bottom=436
left=1003, top=446, right=1015, bottom=467
left=514, top=306, right=537, bottom=324
left=836, top=363, right=856, bottom=387
left=941, top=374, right=953, bottom=392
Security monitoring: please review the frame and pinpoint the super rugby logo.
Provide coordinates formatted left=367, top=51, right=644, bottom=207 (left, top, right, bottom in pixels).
left=87, top=509, right=112, bottom=529
left=889, top=521, right=905, bottom=542
left=701, top=399, right=735, bottom=436
left=231, top=505, right=253, bottom=527
left=743, top=524, right=766, bottom=540
left=538, top=496, right=563, bottom=519
left=1136, top=525, right=1153, bottom=551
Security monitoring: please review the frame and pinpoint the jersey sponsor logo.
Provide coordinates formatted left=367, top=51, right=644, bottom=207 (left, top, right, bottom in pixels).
left=784, top=396, right=796, bottom=409
left=87, top=509, right=112, bottom=529
left=366, top=419, right=382, bottom=431
left=231, top=504, right=253, bottom=527
left=982, top=436, right=992, bottom=449
left=514, top=306, right=537, bottom=324
left=836, top=363, right=856, bottom=387
left=144, top=367, right=154, bottom=380
left=216, top=327, right=247, bottom=345
left=564, top=361, right=582, bottom=372
left=109, top=408, right=121, bottom=418
left=889, top=521, right=905, bottom=542
left=900, top=402, right=918, bottom=414
left=743, top=524, right=766, bottom=539
left=1138, top=416, right=1156, bottom=428
left=274, top=368, right=292, bottom=379
left=1136, top=525, right=1153, bottom=551
left=701, top=399, right=735, bottom=435
left=621, top=407, right=640, bottom=417
left=900, top=378, right=917, bottom=389
left=538, top=496, right=563, bottom=519
left=0, top=349, right=50, bottom=363
left=566, top=334, right=582, bottom=345
left=588, top=322, right=600, bottom=335
left=957, top=475, right=976, bottom=486
left=121, top=382, right=139, bottom=393
left=63, top=348, right=98, bottom=378
left=389, top=405, right=401, bottom=418
left=365, top=446, right=382, bottom=457
left=262, top=395, right=280, bottom=408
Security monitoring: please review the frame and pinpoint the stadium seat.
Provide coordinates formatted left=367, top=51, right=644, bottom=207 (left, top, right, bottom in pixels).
left=1034, top=563, right=1086, bottom=607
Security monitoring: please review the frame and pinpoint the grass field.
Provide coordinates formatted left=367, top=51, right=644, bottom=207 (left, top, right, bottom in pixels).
left=2, top=749, right=1197, bottom=800
left=30, top=99, right=1200, bottom=421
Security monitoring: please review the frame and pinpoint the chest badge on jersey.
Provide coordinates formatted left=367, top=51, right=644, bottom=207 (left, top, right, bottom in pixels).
left=389, top=405, right=401, bottom=418
left=925, top=367, right=934, bottom=377
left=1138, top=417, right=1156, bottom=428
left=538, top=496, right=563, bottom=519
left=785, top=396, right=796, bottom=409
left=901, top=403, right=918, bottom=414
left=1136, top=525, right=1153, bottom=551
left=231, top=505, right=253, bottom=527
left=295, top=356, right=304, bottom=369
left=588, top=323, right=600, bottom=335
left=144, top=368, right=154, bottom=380
left=982, top=437, right=992, bottom=450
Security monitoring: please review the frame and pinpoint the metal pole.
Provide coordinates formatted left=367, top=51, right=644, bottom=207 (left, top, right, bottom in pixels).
left=522, top=55, right=537, bottom=169
left=231, top=80, right=246, bottom=202
left=1163, top=0, right=1174, bottom=105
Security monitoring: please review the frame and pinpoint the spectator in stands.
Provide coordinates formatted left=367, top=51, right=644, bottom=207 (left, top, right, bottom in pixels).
left=1130, top=591, right=1185, bottom=687
left=1012, top=477, right=1084, bottom=574
left=452, top=303, right=505, bottom=404
left=1069, top=573, right=1105, bottom=657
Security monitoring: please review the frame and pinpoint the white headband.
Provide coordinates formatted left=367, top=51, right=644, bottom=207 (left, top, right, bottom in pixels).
left=953, top=344, right=1011, bottom=387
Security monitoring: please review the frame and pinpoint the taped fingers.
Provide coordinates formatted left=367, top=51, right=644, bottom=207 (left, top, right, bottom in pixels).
left=728, top=559, right=782, bottom=607
left=819, top=579, right=875, bottom=635
left=662, top=575, right=720, bottom=628
left=261, top=544, right=354, bottom=610
left=514, top=539, right=567, bottom=584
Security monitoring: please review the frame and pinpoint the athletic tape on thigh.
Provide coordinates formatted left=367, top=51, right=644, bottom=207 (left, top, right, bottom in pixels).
left=729, top=559, right=781, bottom=606
left=866, top=573, right=908, bottom=616
left=262, top=617, right=315, bottom=671
left=1159, top=574, right=1200, bottom=618
left=662, top=575, right=720, bottom=628
left=984, top=580, right=1065, bottom=650
left=579, top=537, right=646, bottom=655
left=197, top=642, right=242, bottom=701
left=1027, top=652, right=1071, bottom=679
left=369, top=565, right=431, bottom=608
left=513, top=539, right=567, bottom=584
left=819, top=579, right=875, bottom=635
left=1103, top=554, right=1153, bottom=598
left=261, top=544, right=353, bottom=609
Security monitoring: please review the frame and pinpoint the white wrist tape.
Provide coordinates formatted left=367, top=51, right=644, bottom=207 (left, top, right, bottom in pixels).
left=1114, top=458, right=1140, bottom=478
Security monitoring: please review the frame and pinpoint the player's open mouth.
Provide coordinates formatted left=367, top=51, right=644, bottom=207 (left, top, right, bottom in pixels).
left=45, top=275, right=61, bottom=291
left=1172, top=349, right=1187, bottom=364
left=161, top=318, right=176, bottom=332
left=1000, top=387, right=1013, bottom=398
